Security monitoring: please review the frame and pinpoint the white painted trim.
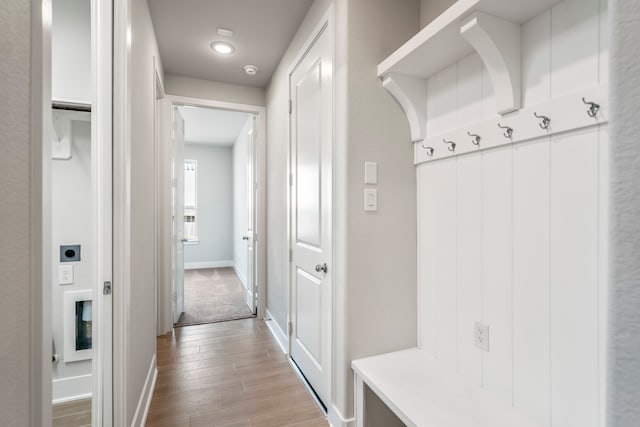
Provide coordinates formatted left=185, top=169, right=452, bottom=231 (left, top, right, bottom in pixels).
left=130, top=355, right=157, bottom=427
left=184, top=260, right=234, bottom=270
left=329, top=405, right=356, bottom=427
left=63, top=290, right=93, bottom=362
left=265, top=309, right=288, bottom=355
left=113, top=0, right=132, bottom=423
left=164, top=95, right=267, bottom=321
left=52, top=374, right=93, bottom=404
left=234, top=263, right=248, bottom=288
left=32, top=0, right=53, bottom=425
left=90, top=0, right=115, bottom=423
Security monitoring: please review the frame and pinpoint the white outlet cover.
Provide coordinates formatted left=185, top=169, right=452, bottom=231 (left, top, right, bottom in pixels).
left=474, top=321, right=490, bottom=352
left=59, top=265, right=74, bottom=285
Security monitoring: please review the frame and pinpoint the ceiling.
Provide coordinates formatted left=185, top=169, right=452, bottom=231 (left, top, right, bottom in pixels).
left=148, top=0, right=314, bottom=88
left=178, top=106, right=251, bottom=146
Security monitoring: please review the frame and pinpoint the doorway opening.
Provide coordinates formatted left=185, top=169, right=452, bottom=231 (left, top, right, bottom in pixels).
left=168, top=101, right=264, bottom=328
left=49, top=0, right=113, bottom=425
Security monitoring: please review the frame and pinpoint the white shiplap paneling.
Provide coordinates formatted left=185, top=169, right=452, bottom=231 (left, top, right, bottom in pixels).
left=418, top=164, right=438, bottom=357
left=432, top=159, right=458, bottom=370
left=416, top=1, right=607, bottom=426
left=512, top=139, right=551, bottom=425
left=456, top=153, right=483, bottom=385
left=549, top=129, right=599, bottom=427
left=480, top=147, right=513, bottom=400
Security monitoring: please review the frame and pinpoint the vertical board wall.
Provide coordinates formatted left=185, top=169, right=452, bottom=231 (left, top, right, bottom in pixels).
left=417, top=1, right=608, bottom=426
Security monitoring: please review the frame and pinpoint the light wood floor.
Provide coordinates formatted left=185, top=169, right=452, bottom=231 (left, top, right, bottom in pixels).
left=53, top=398, right=91, bottom=427
left=146, top=317, right=328, bottom=427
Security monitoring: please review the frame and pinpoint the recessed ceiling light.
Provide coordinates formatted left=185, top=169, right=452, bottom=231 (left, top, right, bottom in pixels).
left=217, top=27, right=234, bottom=37
left=210, top=41, right=235, bottom=55
left=244, top=65, right=259, bottom=75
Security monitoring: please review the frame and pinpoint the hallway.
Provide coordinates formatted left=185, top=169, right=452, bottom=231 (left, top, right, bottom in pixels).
left=146, top=318, right=327, bottom=426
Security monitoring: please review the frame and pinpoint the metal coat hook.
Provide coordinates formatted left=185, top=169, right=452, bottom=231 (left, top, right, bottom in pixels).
left=421, top=144, right=434, bottom=157
left=582, top=97, right=600, bottom=118
left=534, top=112, right=551, bottom=130
left=497, top=123, right=513, bottom=139
left=443, top=139, right=456, bottom=152
left=467, top=131, right=481, bottom=146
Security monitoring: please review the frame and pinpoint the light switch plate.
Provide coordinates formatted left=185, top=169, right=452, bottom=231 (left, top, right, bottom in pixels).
left=59, top=265, right=74, bottom=285
left=364, top=161, right=378, bottom=184
left=364, top=188, right=377, bottom=212
left=474, top=321, right=490, bottom=352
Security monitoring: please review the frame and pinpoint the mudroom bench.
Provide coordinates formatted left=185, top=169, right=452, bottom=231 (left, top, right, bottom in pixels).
left=352, top=348, right=540, bottom=427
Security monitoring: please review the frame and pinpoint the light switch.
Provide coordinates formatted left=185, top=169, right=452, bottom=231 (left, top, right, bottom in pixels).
left=364, top=188, right=377, bottom=212
left=59, top=265, right=74, bottom=285
left=364, top=162, right=377, bottom=184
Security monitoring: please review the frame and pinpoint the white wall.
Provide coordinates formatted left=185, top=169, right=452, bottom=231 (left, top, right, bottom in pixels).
left=0, top=0, right=35, bottom=423
left=417, top=1, right=608, bottom=427
left=165, top=74, right=265, bottom=107
left=608, top=1, right=640, bottom=426
left=128, top=0, right=164, bottom=423
left=52, top=0, right=91, bottom=103
left=419, top=0, right=455, bottom=28
left=232, top=117, right=253, bottom=286
left=183, top=144, right=234, bottom=267
left=51, top=111, right=93, bottom=400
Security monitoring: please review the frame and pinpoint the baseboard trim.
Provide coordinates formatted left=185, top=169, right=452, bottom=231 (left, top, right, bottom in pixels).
left=130, top=354, right=157, bottom=427
left=52, top=374, right=93, bottom=404
left=233, top=263, right=247, bottom=287
left=184, top=260, right=233, bottom=270
left=264, top=309, right=288, bottom=354
left=329, top=405, right=355, bottom=427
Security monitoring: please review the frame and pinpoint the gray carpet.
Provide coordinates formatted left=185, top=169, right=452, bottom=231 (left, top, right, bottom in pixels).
left=175, top=267, right=253, bottom=327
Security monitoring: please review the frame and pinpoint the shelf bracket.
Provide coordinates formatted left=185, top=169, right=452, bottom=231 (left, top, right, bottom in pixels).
left=382, top=73, right=428, bottom=143
left=460, top=12, right=521, bottom=115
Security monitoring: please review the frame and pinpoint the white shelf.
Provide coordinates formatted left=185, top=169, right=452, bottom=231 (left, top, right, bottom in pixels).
left=377, top=0, right=563, bottom=141
left=377, top=0, right=561, bottom=79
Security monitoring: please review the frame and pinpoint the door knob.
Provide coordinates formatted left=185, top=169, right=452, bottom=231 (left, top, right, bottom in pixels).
left=242, top=235, right=249, bottom=241
left=315, top=263, right=328, bottom=274
left=181, top=238, right=189, bottom=243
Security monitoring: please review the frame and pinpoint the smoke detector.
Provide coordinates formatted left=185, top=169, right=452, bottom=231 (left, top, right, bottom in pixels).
left=244, top=65, right=259, bottom=76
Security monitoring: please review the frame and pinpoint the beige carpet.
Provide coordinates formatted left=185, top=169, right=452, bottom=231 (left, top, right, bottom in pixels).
left=175, top=267, right=253, bottom=327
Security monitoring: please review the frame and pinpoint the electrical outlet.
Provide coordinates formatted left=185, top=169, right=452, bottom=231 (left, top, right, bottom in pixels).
left=474, top=321, right=490, bottom=352
left=59, top=265, right=74, bottom=285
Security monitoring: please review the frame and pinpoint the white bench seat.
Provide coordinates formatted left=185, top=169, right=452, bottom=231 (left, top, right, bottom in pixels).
left=352, top=348, right=541, bottom=427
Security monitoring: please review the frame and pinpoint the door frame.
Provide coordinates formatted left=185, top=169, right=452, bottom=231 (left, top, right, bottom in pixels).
left=30, top=0, right=114, bottom=424
left=286, top=3, right=335, bottom=410
left=161, top=95, right=267, bottom=321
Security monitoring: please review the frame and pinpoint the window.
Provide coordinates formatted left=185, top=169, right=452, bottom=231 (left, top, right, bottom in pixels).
left=184, top=159, right=198, bottom=241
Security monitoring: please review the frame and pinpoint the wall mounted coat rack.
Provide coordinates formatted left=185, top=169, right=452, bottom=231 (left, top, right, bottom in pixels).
left=414, top=85, right=607, bottom=165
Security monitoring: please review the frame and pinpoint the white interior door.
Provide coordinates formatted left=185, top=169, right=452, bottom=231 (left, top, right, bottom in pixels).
left=173, top=107, right=185, bottom=323
left=245, top=122, right=257, bottom=313
left=289, top=23, right=332, bottom=406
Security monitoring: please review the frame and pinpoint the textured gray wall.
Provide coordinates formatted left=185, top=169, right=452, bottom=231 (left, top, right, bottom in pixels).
left=183, top=144, right=234, bottom=265
left=608, top=1, right=640, bottom=425
left=0, top=0, right=35, bottom=425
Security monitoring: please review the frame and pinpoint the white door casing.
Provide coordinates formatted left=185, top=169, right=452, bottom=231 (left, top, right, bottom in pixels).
left=246, top=122, right=257, bottom=313
left=173, top=108, right=185, bottom=323
left=289, top=22, right=332, bottom=406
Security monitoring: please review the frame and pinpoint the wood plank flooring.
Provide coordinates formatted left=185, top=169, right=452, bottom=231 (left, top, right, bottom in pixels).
left=146, top=317, right=328, bottom=427
left=52, top=398, right=91, bottom=427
